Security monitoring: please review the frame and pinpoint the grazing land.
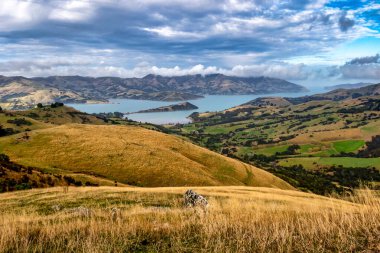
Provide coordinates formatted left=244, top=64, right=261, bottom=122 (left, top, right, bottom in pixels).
left=171, top=85, right=380, bottom=193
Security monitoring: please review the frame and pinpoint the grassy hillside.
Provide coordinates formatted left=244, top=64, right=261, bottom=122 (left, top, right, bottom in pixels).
left=0, top=124, right=292, bottom=189
left=0, top=186, right=378, bottom=252
left=0, top=153, right=128, bottom=192
left=0, top=105, right=106, bottom=135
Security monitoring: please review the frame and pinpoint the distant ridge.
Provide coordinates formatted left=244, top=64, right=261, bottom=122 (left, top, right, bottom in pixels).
left=325, top=82, right=375, bottom=90
left=241, top=83, right=380, bottom=106
left=285, top=83, right=380, bottom=104
left=0, top=74, right=307, bottom=109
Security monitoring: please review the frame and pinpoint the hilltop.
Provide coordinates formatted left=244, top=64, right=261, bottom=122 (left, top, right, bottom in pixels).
left=0, top=74, right=307, bottom=109
left=0, top=123, right=292, bottom=189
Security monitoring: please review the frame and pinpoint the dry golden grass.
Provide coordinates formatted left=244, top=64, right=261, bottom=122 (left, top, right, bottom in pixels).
left=0, top=124, right=292, bottom=189
left=0, top=186, right=379, bottom=252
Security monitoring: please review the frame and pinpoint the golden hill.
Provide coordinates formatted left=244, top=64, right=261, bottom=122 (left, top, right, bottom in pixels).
left=0, top=124, right=292, bottom=189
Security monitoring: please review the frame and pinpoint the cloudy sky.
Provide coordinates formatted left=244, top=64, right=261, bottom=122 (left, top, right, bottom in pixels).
left=0, top=0, right=379, bottom=86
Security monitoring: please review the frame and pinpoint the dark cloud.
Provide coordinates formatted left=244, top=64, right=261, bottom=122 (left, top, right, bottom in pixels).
left=338, top=12, right=355, bottom=32
left=348, top=54, right=380, bottom=65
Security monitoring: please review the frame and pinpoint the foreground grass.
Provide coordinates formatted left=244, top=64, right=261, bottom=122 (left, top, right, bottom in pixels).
left=0, top=186, right=379, bottom=252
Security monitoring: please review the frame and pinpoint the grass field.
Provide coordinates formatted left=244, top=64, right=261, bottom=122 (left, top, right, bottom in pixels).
left=332, top=140, right=365, bottom=153
left=249, top=139, right=366, bottom=159
left=280, top=157, right=380, bottom=170
left=0, top=124, right=292, bottom=189
left=253, top=145, right=290, bottom=156
left=0, top=186, right=379, bottom=252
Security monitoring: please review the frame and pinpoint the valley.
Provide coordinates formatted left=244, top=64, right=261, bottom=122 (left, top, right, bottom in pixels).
left=170, top=84, right=380, bottom=194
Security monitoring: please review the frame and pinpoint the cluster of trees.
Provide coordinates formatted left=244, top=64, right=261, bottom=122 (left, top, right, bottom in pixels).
left=268, top=164, right=380, bottom=195
left=0, top=125, right=17, bottom=137
left=275, top=144, right=300, bottom=156
left=6, top=118, right=32, bottom=126
left=357, top=135, right=380, bottom=158
left=93, top=112, right=124, bottom=119
left=37, top=102, right=64, bottom=109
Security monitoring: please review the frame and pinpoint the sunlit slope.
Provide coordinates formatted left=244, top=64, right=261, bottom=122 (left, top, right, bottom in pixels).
left=0, top=124, right=293, bottom=189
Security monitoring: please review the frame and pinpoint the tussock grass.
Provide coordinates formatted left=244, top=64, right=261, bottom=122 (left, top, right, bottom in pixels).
left=0, top=186, right=379, bottom=252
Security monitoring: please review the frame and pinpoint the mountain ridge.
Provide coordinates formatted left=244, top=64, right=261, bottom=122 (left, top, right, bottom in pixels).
left=0, top=74, right=307, bottom=109
left=325, top=82, right=375, bottom=90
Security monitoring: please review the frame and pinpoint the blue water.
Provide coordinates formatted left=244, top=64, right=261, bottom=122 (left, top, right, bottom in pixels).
left=67, top=88, right=323, bottom=124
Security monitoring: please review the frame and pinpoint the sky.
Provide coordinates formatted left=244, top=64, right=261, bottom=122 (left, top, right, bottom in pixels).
left=0, top=0, right=379, bottom=87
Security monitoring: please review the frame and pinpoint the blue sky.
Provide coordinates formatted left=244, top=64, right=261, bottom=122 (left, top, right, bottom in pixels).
left=0, top=0, right=379, bottom=86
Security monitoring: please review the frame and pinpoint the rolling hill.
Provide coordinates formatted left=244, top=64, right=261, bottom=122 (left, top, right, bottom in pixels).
left=0, top=124, right=293, bottom=189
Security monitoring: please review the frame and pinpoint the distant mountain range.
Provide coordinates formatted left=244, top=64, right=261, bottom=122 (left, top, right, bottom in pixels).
left=324, top=82, right=375, bottom=90
left=241, top=83, right=380, bottom=108
left=0, top=74, right=307, bottom=109
left=285, top=83, right=380, bottom=105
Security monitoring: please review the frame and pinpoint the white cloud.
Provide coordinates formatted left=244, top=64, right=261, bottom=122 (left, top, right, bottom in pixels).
left=0, top=0, right=46, bottom=31
left=143, top=27, right=203, bottom=39
left=48, top=0, right=94, bottom=22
